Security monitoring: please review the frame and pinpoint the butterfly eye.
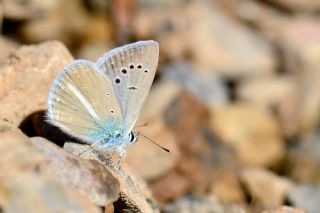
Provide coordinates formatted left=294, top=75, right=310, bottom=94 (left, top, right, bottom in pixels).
left=129, top=64, right=134, bottom=69
left=110, top=110, right=114, bottom=114
left=144, top=69, right=148, bottom=73
left=130, top=132, right=136, bottom=143
left=82, top=84, right=87, bottom=88
left=137, top=64, right=142, bottom=69
left=106, top=93, right=110, bottom=96
left=115, top=78, right=121, bottom=84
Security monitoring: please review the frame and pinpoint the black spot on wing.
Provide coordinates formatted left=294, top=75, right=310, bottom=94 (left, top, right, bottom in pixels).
left=115, top=78, right=121, bottom=84
left=128, top=86, right=138, bottom=90
left=121, top=68, right=127, bottom=74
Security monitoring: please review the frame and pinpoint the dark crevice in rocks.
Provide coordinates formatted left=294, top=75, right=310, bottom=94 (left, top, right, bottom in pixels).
left=19, top=110, right=81, bottom=147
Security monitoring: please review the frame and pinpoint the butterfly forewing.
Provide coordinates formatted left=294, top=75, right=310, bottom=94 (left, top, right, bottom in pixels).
left=47, top=60, right=122, bottom=143
left=97, top=40, right=159, bottom=134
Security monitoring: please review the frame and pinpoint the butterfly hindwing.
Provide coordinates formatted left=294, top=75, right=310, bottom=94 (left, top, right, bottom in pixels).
left=96, top=40, right=159, bottom=134
left=47, top=60, right=122, bottom=143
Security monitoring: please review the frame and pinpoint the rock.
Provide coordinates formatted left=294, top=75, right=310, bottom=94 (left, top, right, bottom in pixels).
left=0, top=120, right=44, bottom=181
left=64, top=142, right=160, bottom=213
left=5, top=173, right=101, bottom=213
left=20, top=0, right=89, bottom=45
left=0, top=3, right=2, bottom=29
left=298, top=75, right=320, bottom=136
left=76, top=42, right=113, bottom=62
left=224, top=0, right=289, bottom=43
left=126, top=117, right=179, bottom=180
left=134, top=1, right=276, bottom=78
left=0, top=41, right=73, bottom=126
left=111, top=0, right=136, bottom=43
left=163, top=62, right=229, bottom=106
left=104, top=203, right=114, bottom=213
left=288, top=184, right=320, bottom=213
left=211, top=104, right=285, bottom=167
left=163, top=92, right=212, bottom=161
left=0, top=36, right=19, bottom=63
left=240, top=167, right=294, bottom=209
left=164, top=92, right=211, bottom=153
left=85, top=0, right=110, bottom=14
left=140, top=80, right=181, bottom=118
left=164, top=195, right=247, bottom=213
left=208, top=169, right=245, bottom=204
left=280, top=17, right=320, bottom=74
left=285, top=134, right=320, bottom=184
left=261, top=206, right=307, bottom=213
left=267, top=0, right=320, bottom=12
left=2, top=0, right=60, bottom=20
left=160, top=91, right=238, bottom=203
left=185, top=2, right=275, bottom=78
left=231, top=5, right=320, bottom=98
left=0, top=121, right=101, bottom=212
left=262, top=17, right=320, bottom=136
left=76, top=15, right=114, bottom=60
left=31, top=137, right=120, bottom=206
left=150, top=170, right=190, bottom=204
left=244, top=8, right=320, bottom=141
left=237, top=76, right=300, bottom=137
left=81, top=15, right=114, bottom=45
left=237, top=77, right=296, bottom=109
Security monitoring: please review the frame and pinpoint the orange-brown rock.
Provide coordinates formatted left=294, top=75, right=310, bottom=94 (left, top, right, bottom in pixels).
left=0, top=41, right=73, bottom=126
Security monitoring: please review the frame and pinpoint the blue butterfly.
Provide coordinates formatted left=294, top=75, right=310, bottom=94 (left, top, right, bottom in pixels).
left=47, top=41, right=159, bottom=163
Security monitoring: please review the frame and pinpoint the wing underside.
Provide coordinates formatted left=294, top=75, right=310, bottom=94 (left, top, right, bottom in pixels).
left=96, top=40, right=159, bottom=134
left=47, top=60, right=122, bottom=143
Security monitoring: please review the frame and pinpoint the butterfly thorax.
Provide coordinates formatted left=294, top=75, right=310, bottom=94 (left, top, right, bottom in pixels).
left=97, top=130, right=138, bottom=149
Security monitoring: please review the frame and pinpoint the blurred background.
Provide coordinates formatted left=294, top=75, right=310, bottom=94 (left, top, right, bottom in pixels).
left=1, top=0, right=320, bottom=212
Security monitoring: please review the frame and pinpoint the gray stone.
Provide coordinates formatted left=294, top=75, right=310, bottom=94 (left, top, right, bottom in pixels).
left=163, top=62, right=229, bottom=106
left=164, top=195, right=247, bottom=213
left=288, top=184, right=320, bottom=213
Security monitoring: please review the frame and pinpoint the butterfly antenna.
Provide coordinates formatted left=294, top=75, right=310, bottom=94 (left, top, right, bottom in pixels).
left=134, top=123, right=148, bottom=129
left=139, top=132, right=171, bottom=153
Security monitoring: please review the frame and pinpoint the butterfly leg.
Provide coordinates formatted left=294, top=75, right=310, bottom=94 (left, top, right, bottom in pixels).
left=78, top=140, right=102, bottom=156
left=115, top=146, right=126, bottom=169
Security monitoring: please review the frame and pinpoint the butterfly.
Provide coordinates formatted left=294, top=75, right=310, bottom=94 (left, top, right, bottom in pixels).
left=46, top=40, right=159, bottom=163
